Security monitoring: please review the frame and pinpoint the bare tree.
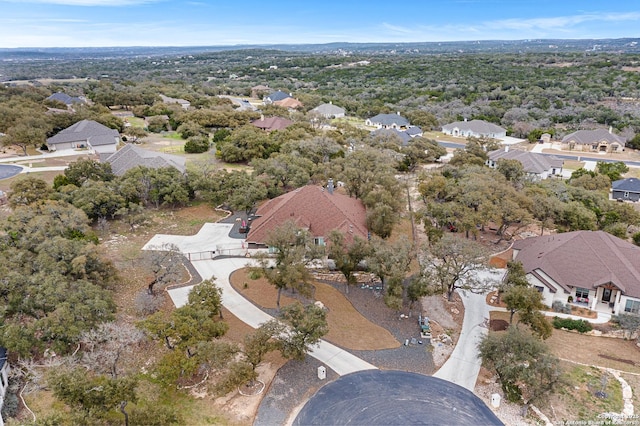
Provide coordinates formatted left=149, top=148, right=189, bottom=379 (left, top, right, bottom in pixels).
left=420, top=234, right=495, bottom=301
left=143, top=243, right=185, bottom=295
left=80, top=322, right=145, bottom=379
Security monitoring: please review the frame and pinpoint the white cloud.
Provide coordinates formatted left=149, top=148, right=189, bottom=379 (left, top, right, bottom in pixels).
left=489, top=11, right=640, bottom=31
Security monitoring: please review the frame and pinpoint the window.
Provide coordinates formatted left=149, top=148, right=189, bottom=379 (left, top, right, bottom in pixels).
left=314, top=237, right=325, bottom=246
left=625, top=299, right=640, bottom=314
left=534, top=286, right=544, bottom=293
left=575, top=288, right=590, bottom=299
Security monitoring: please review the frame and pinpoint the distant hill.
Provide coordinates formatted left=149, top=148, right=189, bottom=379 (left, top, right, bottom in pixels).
left=1, top=38, right=639, bottom=61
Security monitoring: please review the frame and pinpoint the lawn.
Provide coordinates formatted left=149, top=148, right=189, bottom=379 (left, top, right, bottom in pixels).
left=230, top=268, right=399, bottom=351
left=487, top=310, right=640, bottom=422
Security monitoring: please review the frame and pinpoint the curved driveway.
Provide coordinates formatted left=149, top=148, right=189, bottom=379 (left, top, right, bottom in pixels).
left=167, top=256, right=377, bottom=376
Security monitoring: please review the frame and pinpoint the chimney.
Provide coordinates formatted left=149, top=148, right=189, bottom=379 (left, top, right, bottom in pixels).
left=609, top=126, right=612, bottom=134
left=397, top=111, right=400, bottom=115
left=260, top=114, right=264, bottom=121
left=464, top=117, right=467, bottom=122
left=505, top=145, right=509, bottom=153
left=329, top=101, right=332, bottom=104
left=327, top=178, right=334, bottom=195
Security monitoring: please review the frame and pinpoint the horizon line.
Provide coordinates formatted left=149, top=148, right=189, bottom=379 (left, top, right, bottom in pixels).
left=2, top=36, right=640, bottom=50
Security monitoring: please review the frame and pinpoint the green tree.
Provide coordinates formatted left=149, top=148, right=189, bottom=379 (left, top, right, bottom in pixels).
left=63, top=158, right=115, bottom=187
left=254, top=222, right=319, bottom=309
left=71, top=180, right=126, bottom=221
left=596, top=161, right=629, bottom=182
left=366, top=236, right=413, bottom=291
left=184, top=135, right=211, bottom=153
left=48, top=367, right=138, bottom=425
left=7, top=175, right=52, bottom=208
left=277, top=302, right=329, bottom=360
left=327, top=231, right=370, bottom=294
left=478, top=326, right=561, bottom=405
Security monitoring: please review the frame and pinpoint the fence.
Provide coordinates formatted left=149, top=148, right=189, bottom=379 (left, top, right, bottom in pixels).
left=185, top=243, right=249, bottom=261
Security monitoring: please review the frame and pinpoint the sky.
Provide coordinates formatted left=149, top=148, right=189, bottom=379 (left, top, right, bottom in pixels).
left=1, top=0, right=640, bottom=48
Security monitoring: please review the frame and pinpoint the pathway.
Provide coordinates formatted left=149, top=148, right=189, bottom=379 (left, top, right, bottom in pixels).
left=434, top=269, right=505, bottom=391
left=166, top=255, right=377, bottom=376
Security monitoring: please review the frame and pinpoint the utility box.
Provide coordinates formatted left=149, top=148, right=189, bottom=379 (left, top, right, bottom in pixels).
left=317, top=366, right=326, bottom=380
left=491, top=393, right=501, bottom=408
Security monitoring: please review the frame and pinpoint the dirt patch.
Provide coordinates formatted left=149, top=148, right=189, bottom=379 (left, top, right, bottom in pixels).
left=490, top=319, right=509, bottom=331
left=229, top=268, right=399, bottom=351
left=420, top=293, right=464, bottom=368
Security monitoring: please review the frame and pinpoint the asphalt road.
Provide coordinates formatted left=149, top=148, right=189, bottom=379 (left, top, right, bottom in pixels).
left=293, top=370, right=503, bottom=426
left=0, top=165, right=22, bottom=180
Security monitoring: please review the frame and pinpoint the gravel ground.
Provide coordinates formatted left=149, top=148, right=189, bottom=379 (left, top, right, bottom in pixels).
left=254, top=356, right=339, bottom=426
left=254, top=279, right=437, bottom=424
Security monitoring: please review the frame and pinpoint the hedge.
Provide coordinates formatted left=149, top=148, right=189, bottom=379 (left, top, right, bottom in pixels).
left=552, top=317, right=593, bottom=333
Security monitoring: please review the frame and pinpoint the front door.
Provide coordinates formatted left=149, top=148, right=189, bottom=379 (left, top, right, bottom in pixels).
left=602, top=288, right=612, bottom=302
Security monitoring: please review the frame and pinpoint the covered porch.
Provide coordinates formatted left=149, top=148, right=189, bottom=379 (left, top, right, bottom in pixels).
left=570, top=284, right=622, bottom=315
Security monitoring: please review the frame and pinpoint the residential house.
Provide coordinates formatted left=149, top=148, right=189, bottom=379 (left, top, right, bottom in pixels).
left=441, top=119, right=507, bottom=139
left=365, top=113, right=410, bottom=130
left=251, top=84, right=271, bottom=98
left=486, top=147, right=563, bottom=180
left=105, top=143, right=186, bottom=176
left=274, top=97, right=304, bottom=110
left=246, top=180, right=368, bottom=247
left=46, top=119, right=120, bottom=154
left=159, top=94, right=190, bottom=110
left=263, top=90, right=291, bottom=104
left=251, top=116, right=293, bottom=132
left=512, top=230, right=640, bottom=315
left=612, top=178, right=640, bottom=202
left=311, top=102, right=346, bottom=119
left=370, top=128, right=411, bottom=146
left=46, top=92, right=86, bottom=107
left=405, top=126, right=423, bottom=138
left=561, top=128, right=626, bottom=153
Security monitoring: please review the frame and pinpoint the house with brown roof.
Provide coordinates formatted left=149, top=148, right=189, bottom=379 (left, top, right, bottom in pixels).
left=251, top=116, right=293, bottom=132
left=486, top=146, right=563, bottom=180
left=561, top=128, right=625, bottom=153
left=512, top=230, right=640, bottom=315
left=246, top=180, right=368, bottom=247
left=274, top=97, right=303, bottom=110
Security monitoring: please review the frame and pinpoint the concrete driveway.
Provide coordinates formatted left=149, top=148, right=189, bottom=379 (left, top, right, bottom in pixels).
left=147, top=220, right=379, bottom=378
left=434, top=269, right=504, bottom=391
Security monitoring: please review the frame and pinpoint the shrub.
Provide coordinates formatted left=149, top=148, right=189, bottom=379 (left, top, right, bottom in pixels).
left=184, top=135, right=210, bottom=153
left=552, top=301, right=565, bottom=313
left=135, top=291, right=164, bottom=315
left=552, top=317, right=593, bottom=333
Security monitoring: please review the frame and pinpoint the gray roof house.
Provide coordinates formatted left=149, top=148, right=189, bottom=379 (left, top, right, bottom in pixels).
left=612, top=178, right=640, bottom=202
left=263, top=90, right=291, bottom=104
left=311, top=102, right=346, bottom=119
left=159, top=94, right=190, bottom=110
left=370, top=128, right=411, bottom=146
left=486, top=147, right=563, bottom=180
left=105, top=144, right=186, bottom=176
left=513, top=230, right=640, bottom=315
left=442, top=119, right=506, bottom=139
left=561, top=128, right=626, bottom=153
left=365, top=113, right=410, bottom=129
left=46, top=92, right=86, bottom=106
left=46, top=119, right=120, bottom=154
